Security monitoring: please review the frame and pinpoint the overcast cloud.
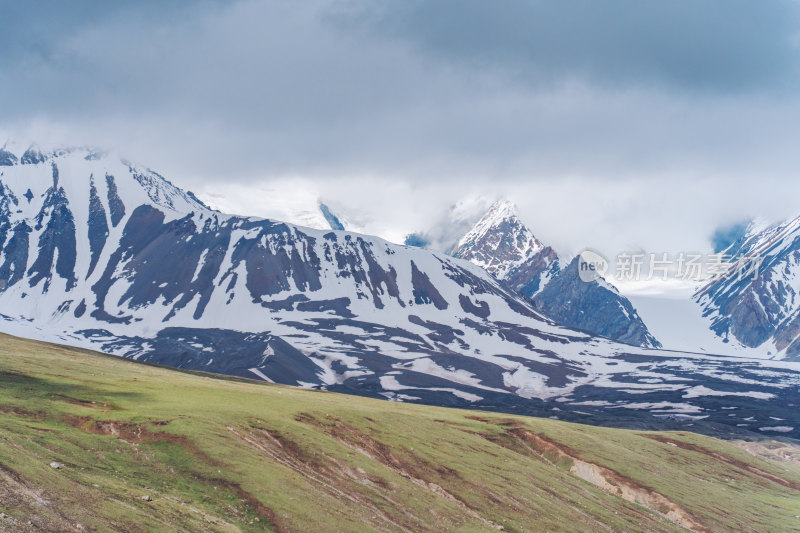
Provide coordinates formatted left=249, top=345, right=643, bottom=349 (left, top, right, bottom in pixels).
left=2, top=0, right=800, bottom=258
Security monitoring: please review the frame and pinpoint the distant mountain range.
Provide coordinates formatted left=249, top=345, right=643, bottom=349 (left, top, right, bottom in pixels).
left=409, top=198, right=800, bottom=362
left=0, top=144, right=798, bottom=438
left=447, top=200, right=660, bottom=349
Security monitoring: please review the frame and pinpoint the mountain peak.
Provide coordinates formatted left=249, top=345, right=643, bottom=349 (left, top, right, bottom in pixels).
left=486, top=198, right=516, bottom=217
left=452, top=199, right=545, bottom=279
left=468, top=199, right=522, bottom=230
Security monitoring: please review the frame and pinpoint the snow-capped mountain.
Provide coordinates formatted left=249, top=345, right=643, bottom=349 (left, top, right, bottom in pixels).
left=693, top=216, right=800, bottom=359
left=450, top=201, right=660, bottom=348
left=0, top=146, right=798, bottom=437
left=624, top=216, right=800, bottom=361
left=450, top=200, right=561, bottom=295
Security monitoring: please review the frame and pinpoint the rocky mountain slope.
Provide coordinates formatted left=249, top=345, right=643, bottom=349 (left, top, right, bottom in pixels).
left=0, top=146, right=798, bottom=437
left=695, top=216, right=800, bottom=359
left=450, top=201, right=660, bottom=348
left=629, top=215, right=800, bottom=360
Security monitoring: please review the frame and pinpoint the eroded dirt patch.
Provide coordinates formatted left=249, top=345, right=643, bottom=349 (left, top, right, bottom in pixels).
left=735, top=439, right=800, bottom=465
left=643, top=434, right=800, bottom=492
left=295, top=413, right=463, bottom=482
left=47, top=393, right=118, bottom=410
left=475, top=423, right=709, bottom=533
left=253, top=413, right=505, bottom=530
left=63, top=416, right=222, bottom=467
left=228, top=425, right=422, bottom=533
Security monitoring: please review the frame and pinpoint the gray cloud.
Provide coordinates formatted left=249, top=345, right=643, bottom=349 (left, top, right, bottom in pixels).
left=345, top=0, right=800, bottom=93
left=1, top=0, right=800, bottom=255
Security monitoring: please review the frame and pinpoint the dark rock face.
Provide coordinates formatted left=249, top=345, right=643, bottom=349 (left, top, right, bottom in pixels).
left=533, top=258, right=660, bottom=348
left=355, top=239, right=403, bottom=309
left=0, top=185, right=29, bottom=289
left=228, top=219, right=323, bottom=301
left=726, top=290, right=775, bottom=347
left=0, top=149, right=18, bottom=166
left=503, top=246, right=560, bottom=296
left=459, top=293, right=490, bottom=318
left=21, top=147, right=46, bottom=165
left=411, top=261, right=448, bottom=309
left=0, top=185, right=16, bottom=250
left=295, top=297, right=355, bottom=318
left=84, top=328, right=326, bottom=386
left=87, top=179, right=109, bottom=277
left=28, top=165, right=78, bottom=292
left=319, top=202, right=345, bottom=230
left=105, top=174, right=126, bottom=227
left=91, top=206, right=232, bottom=323
left=0, top=222, right=31, bottom=289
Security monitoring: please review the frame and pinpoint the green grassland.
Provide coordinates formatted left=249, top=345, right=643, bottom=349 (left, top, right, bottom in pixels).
left=0, top=332, right=799, bottom=532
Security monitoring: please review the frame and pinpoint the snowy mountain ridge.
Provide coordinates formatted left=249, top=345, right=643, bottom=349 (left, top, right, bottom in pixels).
left=0, top=145, right=798, bottom=437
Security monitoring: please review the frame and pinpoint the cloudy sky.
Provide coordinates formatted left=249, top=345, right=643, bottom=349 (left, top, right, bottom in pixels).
left=2, top=0, right=800, bottom=258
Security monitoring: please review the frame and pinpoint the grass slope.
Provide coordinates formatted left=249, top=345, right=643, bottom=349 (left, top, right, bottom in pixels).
left=0, top=332, right=799, bottom=532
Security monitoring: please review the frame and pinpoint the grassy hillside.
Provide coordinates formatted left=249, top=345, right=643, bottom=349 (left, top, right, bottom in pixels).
left=0, top=332, right=799, bottom=532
